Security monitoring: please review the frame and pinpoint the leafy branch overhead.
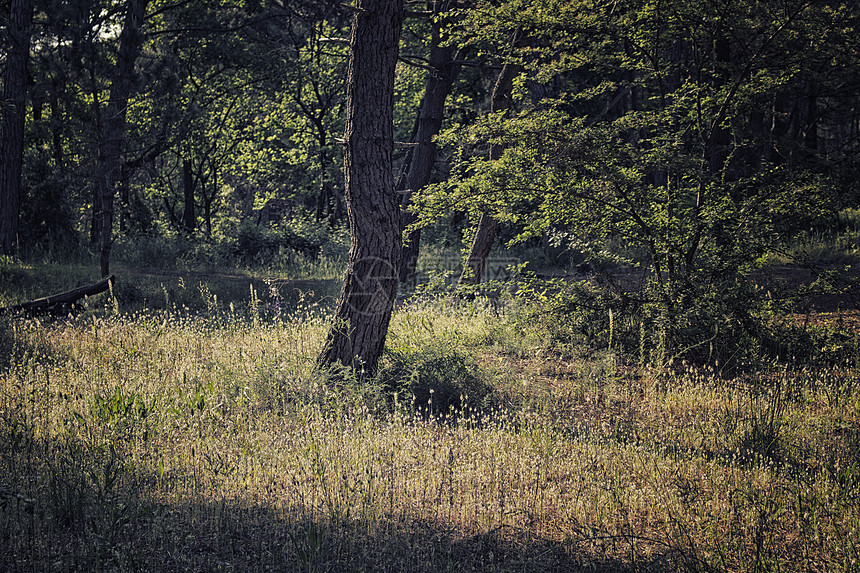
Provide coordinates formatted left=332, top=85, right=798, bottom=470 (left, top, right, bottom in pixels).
left=411, top=0, right=857, bottom=350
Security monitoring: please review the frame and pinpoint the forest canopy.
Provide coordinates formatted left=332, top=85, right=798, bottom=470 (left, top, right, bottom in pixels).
left=1, top=0, right=858, bottom=361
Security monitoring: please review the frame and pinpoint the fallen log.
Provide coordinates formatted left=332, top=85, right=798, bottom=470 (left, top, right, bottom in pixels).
left=1, top=275, right=115, bottom=315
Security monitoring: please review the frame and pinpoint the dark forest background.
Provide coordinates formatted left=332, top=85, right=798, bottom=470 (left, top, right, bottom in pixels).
left=0, top=0, right=858, bottom=362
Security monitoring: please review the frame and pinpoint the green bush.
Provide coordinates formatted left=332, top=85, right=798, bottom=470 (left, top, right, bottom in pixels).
left=112, top=213, right=348, bottom=273
left=380, top=342, right=494, bottom=418
left=509, top=276, right=636, bottom=356
left=506, top=272, right=789, bottom=370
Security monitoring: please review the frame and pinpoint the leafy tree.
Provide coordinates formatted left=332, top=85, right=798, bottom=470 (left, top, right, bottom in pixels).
left=455, top=61, right=518, bottom=289
left=132, top=1, right=349, bottom=243
left=92, top=0, right=150, bottom=276
left=0, top=0, right=35, bottom=254
left=397, top=0, right=466, bottom=284
left=415, top=0, right=860, bottom=357
left=232, top=15, right=350, bottom=227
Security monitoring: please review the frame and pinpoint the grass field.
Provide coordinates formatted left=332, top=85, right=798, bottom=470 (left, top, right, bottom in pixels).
left=0, top=265, right=859, bottom=572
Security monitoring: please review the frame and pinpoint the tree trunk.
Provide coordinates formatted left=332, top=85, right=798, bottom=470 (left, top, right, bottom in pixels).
left=118, top=164, right=130, bottom=234
left=50, top=77, right=65, bottom=168
left=318, top=0, right=404, bottom=377
left=0, top=0, right=35, bottom=254
left=204, top=166, right=216, bottom=237
left=182, top=157, right=196, bottom=233
left=94, top=0, right=150, bottom=277
left=398, top=10, right=463, bottom=284
left=459, top=213, right=499, bottom=286
left=804, top=80, right=818, bottom=155
left=455, top=62, right=518, bottom=290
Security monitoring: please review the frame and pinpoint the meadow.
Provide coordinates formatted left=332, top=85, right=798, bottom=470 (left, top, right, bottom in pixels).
left=0, top=260, right=858, bottom=572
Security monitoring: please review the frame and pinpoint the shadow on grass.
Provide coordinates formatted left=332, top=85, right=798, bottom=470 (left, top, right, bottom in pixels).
left=0, top=430, right=687, bottom=572
left=112, top=270, right=342, bottom=316
left=0, top=492, right=688, bottom=572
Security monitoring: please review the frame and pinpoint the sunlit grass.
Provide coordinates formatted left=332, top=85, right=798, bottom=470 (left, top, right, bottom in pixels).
left=0, top=289, right=858, bottom=571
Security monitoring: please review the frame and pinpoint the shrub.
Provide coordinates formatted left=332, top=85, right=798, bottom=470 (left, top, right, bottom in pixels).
left=380, top=341, right=494, bottom=417
left=507, top=272, right=788, bottom=370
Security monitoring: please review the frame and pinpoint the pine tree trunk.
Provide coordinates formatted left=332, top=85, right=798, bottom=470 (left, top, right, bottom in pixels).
left=0, top=0, right=34, bottom=254
left=455, top=62, right=518, bottom=290
left=182, top=157, right=196, bottom=233
left=318, top=0, right=404, bottom=377
left=398, top=12, right=463, bottom=284
left=94, top=0, right=149, bottom=276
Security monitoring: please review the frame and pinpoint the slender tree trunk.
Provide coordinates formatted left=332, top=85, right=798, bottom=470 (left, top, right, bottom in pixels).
left=804, top=80, right=818, bottom=154
left=204, top=167, right=216, bottom=237
left=50, top=77, right=65, bottom=168
left=685, top=35, right=733, bottom=274
left=0, top=0, right=35, bottom=254
left=398, top=12, right=463, bottom=285
left=707, top=36, right=732, bottom=178
left=315, top=130, right=337, bottom=225
left=318, top=0, right=404, bottom=377
left=458, top=213, right=499, bottom=286
left=455, top=62, right=518, bottom=290
left=118, top=164, right=130, bottom=234
left=316, top=139, right=330, bottom=222
left=94, top=0, right=150, bottom=276
left=182, top=157, right=196, bottom=233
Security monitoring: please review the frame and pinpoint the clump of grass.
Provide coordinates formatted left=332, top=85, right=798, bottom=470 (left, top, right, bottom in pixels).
left=382, top=298, right=508, bottom=416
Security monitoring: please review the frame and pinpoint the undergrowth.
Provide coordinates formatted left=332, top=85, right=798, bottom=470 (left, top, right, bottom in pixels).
left=0, top=273, right=858, bottom=572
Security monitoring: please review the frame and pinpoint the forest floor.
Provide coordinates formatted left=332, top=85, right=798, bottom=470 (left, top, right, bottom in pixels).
left=0, top=260, right=858, bottom=571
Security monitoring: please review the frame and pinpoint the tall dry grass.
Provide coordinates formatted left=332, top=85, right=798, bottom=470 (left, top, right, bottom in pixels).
left=0, top=290, right=858, bottom=571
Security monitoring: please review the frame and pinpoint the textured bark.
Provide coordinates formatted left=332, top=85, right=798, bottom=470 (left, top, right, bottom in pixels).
left=398, top=12, right=463, bottom=284
left=94, top=0, right=150, bottom=276
left=0, top=0, right=35, bottom=254
left=456, top=62, right=518, bottom=289
left=458, top=213, right=499, bottom=286
left=318, top=0, right=404, bottom=376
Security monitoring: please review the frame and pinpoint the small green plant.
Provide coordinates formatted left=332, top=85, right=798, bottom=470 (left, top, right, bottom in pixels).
left=288, top=520, right=327, bottom=573
left=91, top=386, right=154, bottom=430
left=734, top=383, right=788, bottom=464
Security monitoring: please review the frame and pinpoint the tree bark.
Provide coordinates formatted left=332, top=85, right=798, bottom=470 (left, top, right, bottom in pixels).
left=182, top=157, right=196, bottom=233
left=318, top=0, right=404, bottom=377
left=398, top=10, right=463, bottom=284
left=455, top=62, right=518, bottom=290
left=0, top=0, right=35, bottom=254
left=94, top=0, right=150, bottom=277
left=458, top=213, right=499, bottom=286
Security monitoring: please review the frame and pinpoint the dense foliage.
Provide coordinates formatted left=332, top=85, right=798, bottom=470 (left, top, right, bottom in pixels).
left=414, top=0, right=860, bottom=360
left=1, top=0, right=858, bottom=360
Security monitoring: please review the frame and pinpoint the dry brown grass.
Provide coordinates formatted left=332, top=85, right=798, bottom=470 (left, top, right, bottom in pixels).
left=0, top=295, right=858, bottom=572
